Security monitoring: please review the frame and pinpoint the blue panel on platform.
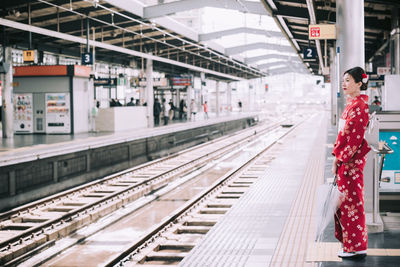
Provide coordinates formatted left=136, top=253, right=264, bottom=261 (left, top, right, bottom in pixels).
left=379, top=131, right=400, bottom=170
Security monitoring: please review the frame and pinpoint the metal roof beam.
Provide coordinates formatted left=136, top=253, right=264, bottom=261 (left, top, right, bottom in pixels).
left=0, top=17, right=246, bottom=80
left=245, top=54, right=297, bottom=64
left=226, top=42, right=293, bottom=55
left=268, top=66, right=294, bottom=75
left=143, top=0, right=268, bottom=19
left=306, top=0, right=324, bottom=72
left=273, top=6, right=309, bottom=20
left=258, top=61, right=303, bottom=70
left=199, top=27, right=282, bottom=41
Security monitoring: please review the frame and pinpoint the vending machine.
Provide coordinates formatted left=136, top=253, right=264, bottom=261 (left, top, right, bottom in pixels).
left=45, top=93, right=71, bottom=133
left=13, top=93, right=33, bottom=133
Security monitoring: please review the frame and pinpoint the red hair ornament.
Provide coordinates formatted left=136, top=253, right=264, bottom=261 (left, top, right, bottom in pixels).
left=362, top=73, right=368, bottom=83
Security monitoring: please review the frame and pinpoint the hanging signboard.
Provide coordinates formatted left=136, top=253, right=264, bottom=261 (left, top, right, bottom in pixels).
left=81, top=52, right=93, bottom=65
left=377, top=67, right=391, bottom=76
left=309, top=24, right=336, bottom=40
left=23, top=50, right=36, bottom=62
left=171, top=76, right=192, bottom=86
left=94, top=78, right=117, bottom=86
left=303, top=47, right=316, bottom=61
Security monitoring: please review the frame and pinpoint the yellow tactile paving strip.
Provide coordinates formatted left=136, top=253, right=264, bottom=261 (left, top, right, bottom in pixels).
left=368, top=248, right=400, bottom=256
left=306, top=242, right=400, bottom=261
left=270, top=115, right=327, bottom=267
left=306, top=242, right=342, bottom=262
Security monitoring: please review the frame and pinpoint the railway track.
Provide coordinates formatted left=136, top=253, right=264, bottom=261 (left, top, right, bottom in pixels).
left=0, top=119, right=287, bottom=266
left=103, top=118, right=302, bottom=267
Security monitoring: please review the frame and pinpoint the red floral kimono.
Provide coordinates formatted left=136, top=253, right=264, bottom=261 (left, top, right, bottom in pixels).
left=332, top=94, right=371, bottom=252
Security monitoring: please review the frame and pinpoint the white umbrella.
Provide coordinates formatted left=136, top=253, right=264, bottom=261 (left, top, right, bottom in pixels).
left=315, top=176, right=345, bottom=242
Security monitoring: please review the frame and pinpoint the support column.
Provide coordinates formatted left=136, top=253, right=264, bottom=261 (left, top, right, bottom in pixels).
left=146, top=55, right=154, bottom=128
left=1, top=47, right=13, bottom=139
left=200, top=72, right=205, bottom=104
left=86, top=15, right=90, bottom=53
left=227, top=82, right=232, bottom=114
left=391, top=8, right=400, bottom=74
left=92, top=27, right=96, bottom=70
left=329, top=47, right=337, bottom=125
left=216, top=81, right=220, bottom=117
left=248, top=81, right=252, bottom=112
left=336, top=0, right=365, bottom=122
left=186, top=81, right=192, bottom=120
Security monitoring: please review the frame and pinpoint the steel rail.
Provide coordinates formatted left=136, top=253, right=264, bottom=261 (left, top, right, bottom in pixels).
left=0, top=122, right=282, bottom=262
left=0, top=120, right=265, bottom=223
left=104, top=120, right=303, bottom=267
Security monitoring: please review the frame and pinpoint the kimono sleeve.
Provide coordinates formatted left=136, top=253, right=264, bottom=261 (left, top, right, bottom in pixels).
left=332, top=105, right=368, bottom=163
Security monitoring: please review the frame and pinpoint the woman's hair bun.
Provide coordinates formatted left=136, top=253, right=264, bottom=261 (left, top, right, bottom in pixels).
left=344, top=66, right=368, bottom=91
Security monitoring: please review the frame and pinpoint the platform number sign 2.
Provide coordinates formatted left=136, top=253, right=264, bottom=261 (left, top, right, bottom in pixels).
left=82, top=52, right=93, bottom=65
left=303, top=47, right=316, bottom=61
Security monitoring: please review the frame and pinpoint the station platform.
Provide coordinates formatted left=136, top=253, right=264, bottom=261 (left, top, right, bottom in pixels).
left=180, top=113, right=400, bottom=267
left=0, top=111, right=257, bottom=166
left=0, top=111, right=249, bottom=155
left=0, top=111, right=260, bottom=211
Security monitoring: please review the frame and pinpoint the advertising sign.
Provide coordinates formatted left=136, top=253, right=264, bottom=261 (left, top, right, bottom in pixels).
left=45, top=93, right=71, bottom=133
left=13, top=93, right=33, bottom=133
left=309, top=24, right=336, bottom=40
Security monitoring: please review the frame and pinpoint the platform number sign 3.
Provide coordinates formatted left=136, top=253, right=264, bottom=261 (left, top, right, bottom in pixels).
left=303, top=47, right=316, bottom=61
left=82, top=52, right=93, bottom=65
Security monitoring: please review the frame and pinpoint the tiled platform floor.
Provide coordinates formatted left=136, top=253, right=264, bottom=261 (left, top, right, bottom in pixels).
left=180, top=113, right=400, bottom=267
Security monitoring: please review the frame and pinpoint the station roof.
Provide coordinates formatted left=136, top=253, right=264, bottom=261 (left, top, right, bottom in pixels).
left=0, top=0, right=268, bottom=81
left=261, top=0, right=398, bottom=75
left=2, top=1, right=396, bottom=79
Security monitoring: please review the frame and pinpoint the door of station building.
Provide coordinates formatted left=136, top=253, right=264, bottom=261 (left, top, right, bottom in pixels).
left=33, top=93, right=46, bottom=133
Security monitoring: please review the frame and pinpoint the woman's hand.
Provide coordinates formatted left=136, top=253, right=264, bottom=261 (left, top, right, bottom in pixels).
left=332, top=158, right=338, bottom=175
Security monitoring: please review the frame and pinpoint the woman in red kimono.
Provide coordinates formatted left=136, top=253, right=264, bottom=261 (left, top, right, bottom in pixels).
left=332, top=66, right=371, bottom=259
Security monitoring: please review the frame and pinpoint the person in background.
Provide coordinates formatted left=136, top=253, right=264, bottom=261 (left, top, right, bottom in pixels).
left=153, top=98, right=161, bottom=126
left=115, top=98, right=122, bottom=106
left=127, top=97, right=135, bottom=106
left=332, top=66, right=370, bottom=259
left=372, top=96, right=381, bottom=106
left=203, top=101, right=209, bottom=119
left=179, top=99, right=186, bottom=121
left=238, top=100, right=242, bottom=112
left=162, top=99, right=170, bottom=125
left=168, top=100, right=174, bottom=121
left=190, top=99, right=197, bottom=121
left=91, top=100, right=99, bottom=132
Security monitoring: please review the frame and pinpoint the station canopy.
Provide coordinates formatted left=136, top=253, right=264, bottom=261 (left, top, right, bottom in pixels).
left=261, top=0, right=397, bottom=74
left=1, top=0, right=395, bottom=79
